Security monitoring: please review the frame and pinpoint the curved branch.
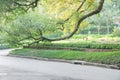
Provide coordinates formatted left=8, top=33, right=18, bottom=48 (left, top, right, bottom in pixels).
left=14, top=0, right=39, bottom=11
left=42, top=0, right=105, bottom=41
left=14, top=0, right=39, bottom=7
left=57, top=0, right=86, bottom=31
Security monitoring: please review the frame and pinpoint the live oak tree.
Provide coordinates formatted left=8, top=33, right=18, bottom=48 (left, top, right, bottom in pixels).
left=0, top=0, right=105, bottom=45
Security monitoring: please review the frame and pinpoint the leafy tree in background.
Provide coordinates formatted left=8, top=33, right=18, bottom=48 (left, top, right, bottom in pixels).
left=0, top=0, right=105, bottom=45
left=80, top=0, right=120, bottom=35
left=112, top=27, right=120, bottom=37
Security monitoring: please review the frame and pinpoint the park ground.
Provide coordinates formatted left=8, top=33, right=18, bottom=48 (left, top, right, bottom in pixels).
left=9, top=35, right=120, bottom=68
left=0, top=49, right=120, bottom=80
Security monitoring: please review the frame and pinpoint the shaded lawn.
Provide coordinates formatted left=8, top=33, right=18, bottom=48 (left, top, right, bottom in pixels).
left=10, top=48, right=120, bottom=65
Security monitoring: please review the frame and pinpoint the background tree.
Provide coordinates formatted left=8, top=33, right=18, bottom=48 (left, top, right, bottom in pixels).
left=80, top=0, right=120, bottom=35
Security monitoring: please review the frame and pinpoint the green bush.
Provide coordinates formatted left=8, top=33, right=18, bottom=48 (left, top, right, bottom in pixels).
left=25, top=42, right=120, bottom=49
left=80, top=25, right=114, bottom=34
left=0, top=44, right=11, bottom=49
left=72, top=35, right=87, bottom=39
left=112, top=27, right=120, bottom=37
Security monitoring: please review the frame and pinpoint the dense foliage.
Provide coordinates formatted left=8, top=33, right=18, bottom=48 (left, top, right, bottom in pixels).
left=112, top=27, right=120, bottom=37
left=0, top=0, right=105, bottom=45
left=25, top=42, right=120, bottom=49
left=79, top=0, right=120, bottom=34
left=80, top=25, right=114, bottom=34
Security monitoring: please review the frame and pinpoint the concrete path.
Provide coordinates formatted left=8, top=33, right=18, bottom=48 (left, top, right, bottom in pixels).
left=0, top=49, right=120, bottom=80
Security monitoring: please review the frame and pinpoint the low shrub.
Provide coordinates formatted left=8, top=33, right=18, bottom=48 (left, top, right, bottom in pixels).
left=24, top=42, right=120, bottom=49
left=0, top=44, right=11, bottom=49
left=112, top=27, right=120, bottom=37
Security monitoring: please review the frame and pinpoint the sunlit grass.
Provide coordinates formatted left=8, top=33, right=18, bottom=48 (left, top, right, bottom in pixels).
left=10, top=48, right=120, bottom=65
left=53, top=34, right=120, bottom=44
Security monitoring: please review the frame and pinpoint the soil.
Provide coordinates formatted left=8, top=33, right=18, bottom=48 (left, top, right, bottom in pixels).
left=84, top=48, right=113, bottom=52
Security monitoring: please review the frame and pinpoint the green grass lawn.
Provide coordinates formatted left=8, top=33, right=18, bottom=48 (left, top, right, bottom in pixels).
left=10, top=48, right=120, bottom=65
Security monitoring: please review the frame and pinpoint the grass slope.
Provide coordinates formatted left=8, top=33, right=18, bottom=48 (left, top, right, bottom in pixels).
left=10, top=48, right=120, bottom=65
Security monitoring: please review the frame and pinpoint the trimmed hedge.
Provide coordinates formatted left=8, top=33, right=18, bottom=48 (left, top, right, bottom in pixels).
left=24, top=43, right=120, bottom=49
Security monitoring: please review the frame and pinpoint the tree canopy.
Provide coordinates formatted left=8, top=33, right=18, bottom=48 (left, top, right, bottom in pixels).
left=0, top=0, right=105, bottom=46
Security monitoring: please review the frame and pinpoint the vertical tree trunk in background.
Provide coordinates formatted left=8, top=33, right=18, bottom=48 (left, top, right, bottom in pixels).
left=97, top=23, right=100, bottom=34
left=106, top=19, right=110, bottom=34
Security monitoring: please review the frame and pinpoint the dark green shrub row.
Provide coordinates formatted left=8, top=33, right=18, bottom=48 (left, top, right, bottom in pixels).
left=90, top=44, right=120, bottom=49
left=25, top=43, right=120, bottom=49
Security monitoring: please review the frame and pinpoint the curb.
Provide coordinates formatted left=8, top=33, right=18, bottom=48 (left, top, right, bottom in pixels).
left=8, top=54, right=120, bottom=70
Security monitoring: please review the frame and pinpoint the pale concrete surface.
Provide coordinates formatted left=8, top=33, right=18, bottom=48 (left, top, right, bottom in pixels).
left=0, top=49, right=120, bottom=80
left=0, top=66, right=79, bottom=80
left=0, top=49, right=13, bottom=56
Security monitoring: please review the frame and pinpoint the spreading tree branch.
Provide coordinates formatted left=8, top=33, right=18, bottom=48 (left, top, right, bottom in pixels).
left=57, top=0, right=86, bottom=31
left=5, top=0, right=105, bottom=45
left=14, top=0, right=39, bottom=7
left=42, top=0, right=105, bottom=41
left=14, top=0, right=39, bottom=11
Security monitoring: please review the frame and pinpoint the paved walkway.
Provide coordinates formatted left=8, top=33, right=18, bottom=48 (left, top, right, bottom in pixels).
left=0, top=49, right=120, bottom=80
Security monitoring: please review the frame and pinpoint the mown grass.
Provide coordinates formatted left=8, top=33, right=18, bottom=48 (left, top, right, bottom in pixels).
left=10, top=48, right=120, bottom=65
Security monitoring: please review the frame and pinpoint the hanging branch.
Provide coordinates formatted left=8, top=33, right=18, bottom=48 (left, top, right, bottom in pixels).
left=14, top=0, right=39, bottom=11
left=14, top=0, right=39, bottom=7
